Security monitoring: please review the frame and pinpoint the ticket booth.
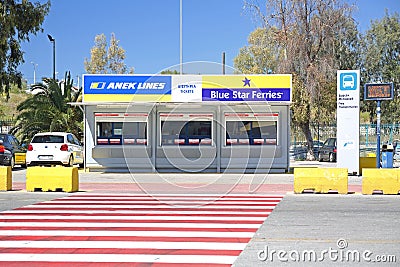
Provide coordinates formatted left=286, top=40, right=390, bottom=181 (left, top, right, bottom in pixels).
left=81, top=74, right=292, bottom=173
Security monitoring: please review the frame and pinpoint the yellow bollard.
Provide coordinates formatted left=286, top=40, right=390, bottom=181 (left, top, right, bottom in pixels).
left=359, top=157, right=376, bottom=175
left=0, top=166, right=12, bottom=191
left=294, top=167, right=348, bottom=194
left=362, top=168, right=400, bottom=195
left=26, top=166, right=79, bottom=192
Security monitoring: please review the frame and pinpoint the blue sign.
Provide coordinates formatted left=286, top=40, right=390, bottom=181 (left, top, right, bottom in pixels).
left=202, top=88, right=291, bottom=102
left=83, top=75, right=171, bottom=95
left=339, top=72, right=358, bottom=91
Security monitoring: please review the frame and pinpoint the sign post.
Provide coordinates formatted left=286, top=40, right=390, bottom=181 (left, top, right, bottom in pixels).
left=337, top=70, right=360, bottom=174
left=364, top=83, right=394, bottom=168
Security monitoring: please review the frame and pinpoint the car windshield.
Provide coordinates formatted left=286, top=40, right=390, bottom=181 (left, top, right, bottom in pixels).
left=32, top=135, right=64, bottom=143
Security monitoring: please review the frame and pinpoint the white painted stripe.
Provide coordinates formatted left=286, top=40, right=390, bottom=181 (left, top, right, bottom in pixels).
left=0, top=215, right=266, bottom=221
left=0, top=222, right=261, bottom=228
left=42, top=200, right=280, bottom=205
left=3, top=210, right=271, bottom=215
left=0, top=254, right=237, bottom=264
left=0, top=230, right=255, bottom=238
left=0, top=241, right=246, bottom=250
left=24, top=204, right=277, bottom=209
left=71, top=193, right=285, bottom=197
left=63, top=196, right=283, bottom=201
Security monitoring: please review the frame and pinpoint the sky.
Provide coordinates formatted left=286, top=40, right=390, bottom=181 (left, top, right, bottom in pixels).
left=19, top=0, right=400, bottom=87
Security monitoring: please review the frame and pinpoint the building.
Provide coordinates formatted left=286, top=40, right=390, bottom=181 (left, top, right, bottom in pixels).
left=81, top=74, right=292, bottom=173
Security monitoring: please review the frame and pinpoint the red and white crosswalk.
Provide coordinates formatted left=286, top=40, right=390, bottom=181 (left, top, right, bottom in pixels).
left=0, top=194, right=284, bottom=266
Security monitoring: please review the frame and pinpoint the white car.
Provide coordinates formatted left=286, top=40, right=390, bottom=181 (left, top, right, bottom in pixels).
left=26, top=132, right=84, bottom=167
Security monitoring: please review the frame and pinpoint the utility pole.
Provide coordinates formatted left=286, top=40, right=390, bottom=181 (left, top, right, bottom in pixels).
left=47, top=34, right=56, bottom=80
left=179, top=0, right=183, bottom=75
left=222, top=52, right=225, bottom=75
left=31, top=62, right=38, bottom=84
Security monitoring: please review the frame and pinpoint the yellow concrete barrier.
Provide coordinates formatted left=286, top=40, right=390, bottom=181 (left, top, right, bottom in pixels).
left=0, top=166, right=12, bottom=191
left=294, top=167, right=348, bottom=194
left=14, top=152, right=26, bottom=166
left=26, top=166, right=79, bottom=192
left=359, top=157, right=376, bottom=175
left=362, top=168, right=400, bottom=195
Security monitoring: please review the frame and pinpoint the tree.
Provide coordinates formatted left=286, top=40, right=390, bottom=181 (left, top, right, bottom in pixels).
left=0, top=0, right=50, bottom=100
left=12, top=73, right=82, bottom=143
left=160, top=69, right=180, bottom=74
left=234, top=28, right=281, bottom=74
left=84, top=33, right=134, bottom=74
left=236, top=0, right=359, bottom=160
left=360, top=11, right=400, bottom=124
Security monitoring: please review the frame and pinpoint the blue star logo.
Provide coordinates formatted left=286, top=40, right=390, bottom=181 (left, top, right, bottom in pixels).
left=242, top=77, right=251, bottom=87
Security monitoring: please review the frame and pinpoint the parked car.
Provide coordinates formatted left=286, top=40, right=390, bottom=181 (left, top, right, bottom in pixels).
left=318, top=137, right=337, bottom=162
left=0, top=133, right=27, bottom=169
left=26, top=132, right=84, bottom=167
left=290, top=140, right=324, bottom=160
left=312, top=140, right=324, bottom=158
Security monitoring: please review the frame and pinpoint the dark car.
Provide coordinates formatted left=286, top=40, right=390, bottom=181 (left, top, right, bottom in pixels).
left=312, top=140, right=324, bottom=158
left=0, top=133, right=27, bottom=169
left=318, top=137, right=337, bottom=162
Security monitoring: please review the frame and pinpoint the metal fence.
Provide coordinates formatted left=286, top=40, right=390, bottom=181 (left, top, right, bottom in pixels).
left=291, top=123, right=400, bottom=157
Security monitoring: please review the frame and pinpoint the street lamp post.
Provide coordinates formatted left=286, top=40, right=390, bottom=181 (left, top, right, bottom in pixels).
left=47, top=34, right=56, bottom=80
left=179, top=0, right=182, bottom=74
left=30, top=62, right=38, bottom=84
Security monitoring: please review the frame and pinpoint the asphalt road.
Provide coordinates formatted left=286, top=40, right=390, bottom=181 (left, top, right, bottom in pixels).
left=234, top=194, right=400, bottom=266
left=1, top=163, right=399, bottom=266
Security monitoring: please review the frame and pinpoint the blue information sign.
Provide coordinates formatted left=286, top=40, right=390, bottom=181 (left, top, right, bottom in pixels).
left=202, top=88, right=291, bottom=102
left=83, top=75, right=171, bottom=95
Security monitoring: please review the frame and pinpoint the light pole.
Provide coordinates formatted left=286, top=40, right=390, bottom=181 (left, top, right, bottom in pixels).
left=47, top=34, right=56, bottom=80
left=179, top=0, right=182, bottom=74
left=30, top=62, right=38, bottom=84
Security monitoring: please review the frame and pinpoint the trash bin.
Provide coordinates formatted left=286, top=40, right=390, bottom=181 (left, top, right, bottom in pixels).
left=382, top=144, right=394, bottom=168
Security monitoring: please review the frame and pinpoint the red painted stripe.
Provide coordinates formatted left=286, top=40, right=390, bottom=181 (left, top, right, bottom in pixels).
left=31, top=203, right=279, bottom=207
left=0, top=235, right=251, bottom=243
left=225, top=113, right=249, bottom=117
left=59, top=195, right=284, bottom=198
left=51, top=198, right=282, bottom=202
left=11, top=182, right=293, bottom=194
left=123, top=113, right=148, bottom=117
left=0, top=247, right=242, bottom=256
left=160, top=114, right=184, bottom=117
left=0, top=219, right=264, bottom=224
left=1, top=262, right=230, bottom=267
left=188, top=114, right=213, bottom=117
left=0, top=226, right=257, bottom=232
left=1, top=212, right=271, bottom=217
left=254, top=113, right=279, bottom=117
left=94, top=113, right=119, bottom=117
left=16, top=207, right=274, bottom=212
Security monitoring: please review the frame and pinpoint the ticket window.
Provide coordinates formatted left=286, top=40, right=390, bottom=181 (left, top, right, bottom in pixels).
left=225, top=113, right=278, bottom=145
left=160, top=113, right=213, bottom=146
left=95, top=113, right=148, bottom=145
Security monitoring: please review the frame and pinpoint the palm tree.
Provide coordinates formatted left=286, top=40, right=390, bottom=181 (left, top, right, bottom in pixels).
left=12, top=72, right=82, bottom=143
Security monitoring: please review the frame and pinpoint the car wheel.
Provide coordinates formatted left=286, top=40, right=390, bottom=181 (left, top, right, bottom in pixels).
left=318, top=153, right=323, bottom=162
left=66, top=155, right=73, bottom=167
left=329, top=153, right=335, bottom=162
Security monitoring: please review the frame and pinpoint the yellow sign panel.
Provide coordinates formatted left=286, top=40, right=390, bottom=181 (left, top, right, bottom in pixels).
left=202, top=75, right=291, bottom=89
